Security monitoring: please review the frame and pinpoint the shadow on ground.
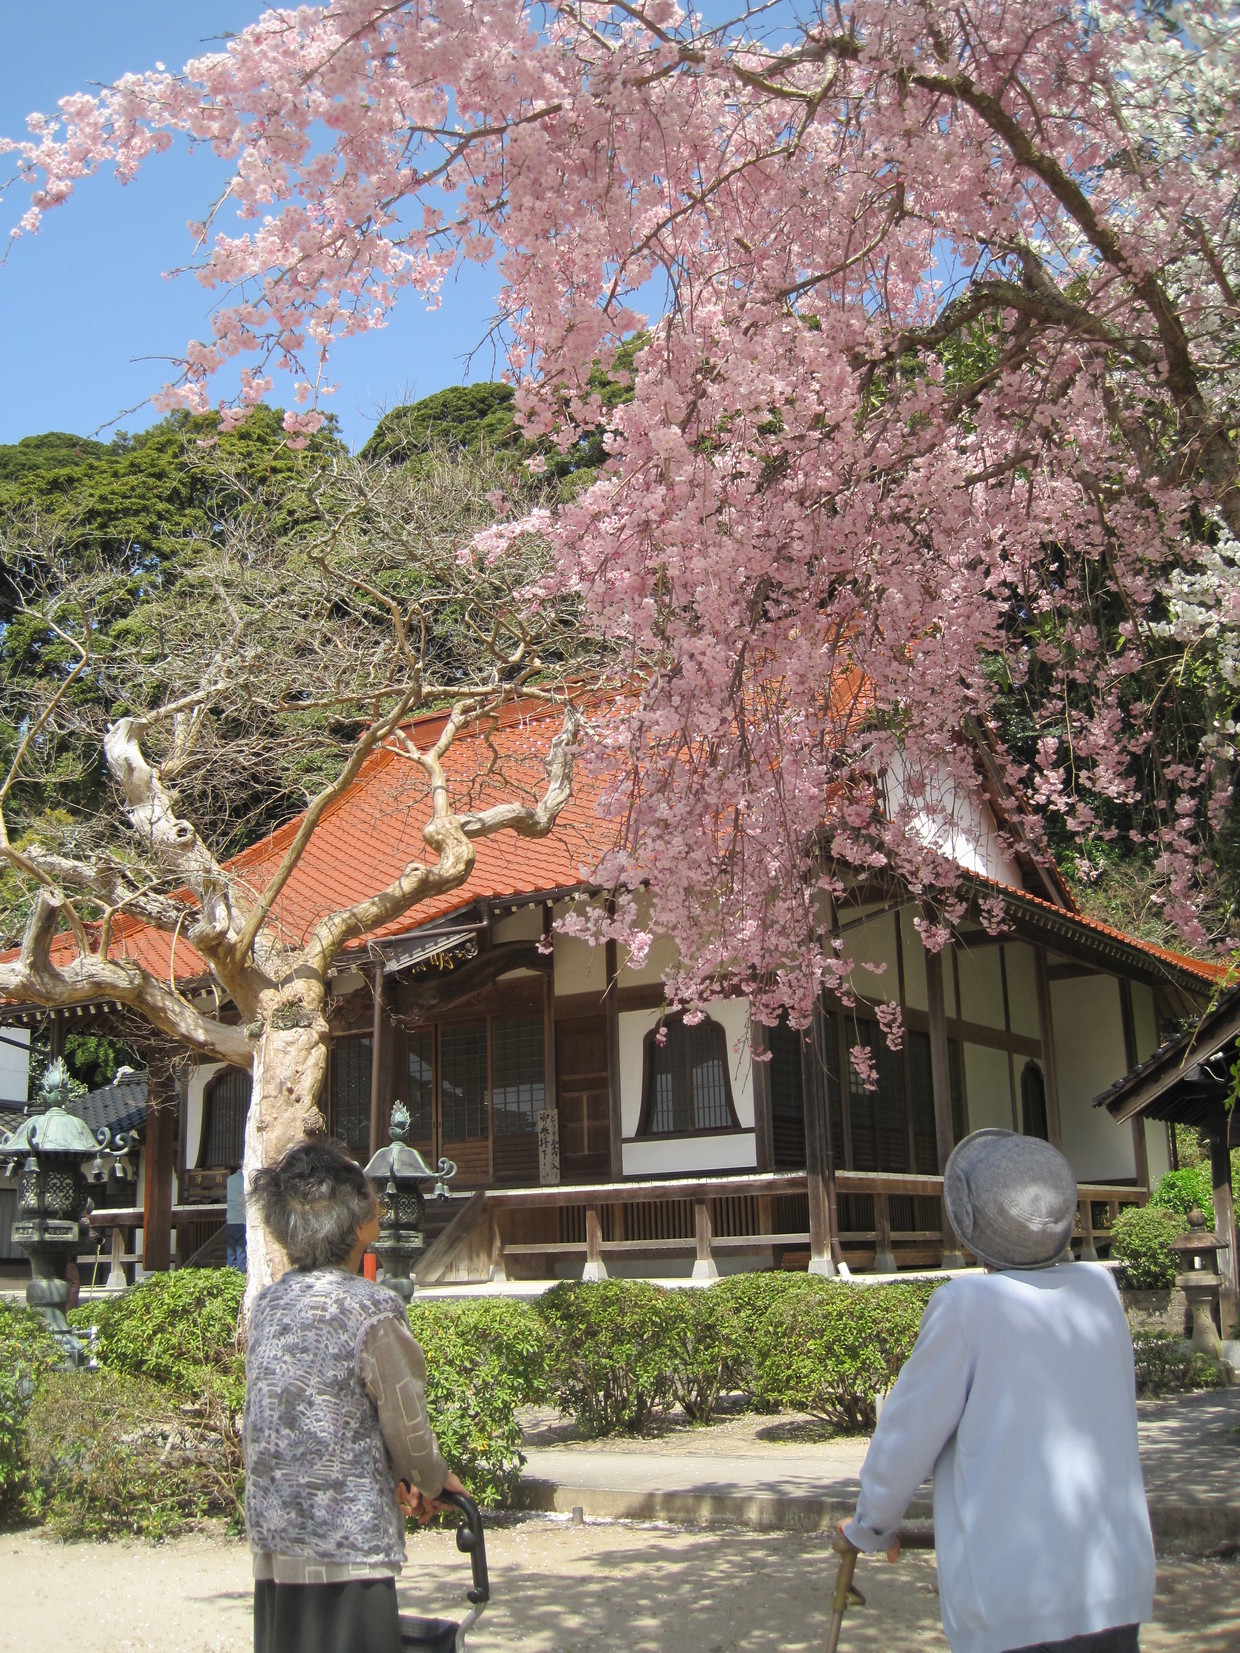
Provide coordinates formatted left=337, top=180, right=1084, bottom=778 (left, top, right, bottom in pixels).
left=397, top=1523, right=1240, bottom=1653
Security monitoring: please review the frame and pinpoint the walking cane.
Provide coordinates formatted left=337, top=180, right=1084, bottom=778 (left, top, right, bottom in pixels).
left=824, top=1540, right=865, bottom=1653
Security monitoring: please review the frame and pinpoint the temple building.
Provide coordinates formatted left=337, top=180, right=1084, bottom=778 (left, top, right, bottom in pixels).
left=0, top=700, right=1224, bottom=1288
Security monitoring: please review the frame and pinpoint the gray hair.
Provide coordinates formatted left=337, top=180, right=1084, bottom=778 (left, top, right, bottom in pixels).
left=249, top=1142, right=376, bottom=1271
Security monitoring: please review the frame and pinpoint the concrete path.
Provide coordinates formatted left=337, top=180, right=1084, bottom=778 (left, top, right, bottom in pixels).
left=518, top=1387, right=1240, bottom=1551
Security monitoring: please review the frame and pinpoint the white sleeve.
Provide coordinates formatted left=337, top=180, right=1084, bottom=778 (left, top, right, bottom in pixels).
left=843, top=1287, right=973, bottom=1552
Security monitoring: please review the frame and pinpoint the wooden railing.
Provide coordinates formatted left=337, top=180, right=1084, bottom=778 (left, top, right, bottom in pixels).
left=87, top=1204, right=226, bottom=1288
left=417, top=1171, right=1147, bottom=1285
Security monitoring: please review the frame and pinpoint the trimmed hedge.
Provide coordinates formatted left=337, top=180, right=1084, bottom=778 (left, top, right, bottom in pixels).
left=751, top=1279, right=939, bottom=1431
left=406, top=1298, right=547, bottom=1507
left=1110, top=1205, right=1182, bottom=1290
left=12, top=1258, right=1224, bottom=1537
left=537, top=1279, right=678, bottom=1435
left=708, top=1270, right=815, bottom=1407
left=72, top=1267, right=246, bottom=1411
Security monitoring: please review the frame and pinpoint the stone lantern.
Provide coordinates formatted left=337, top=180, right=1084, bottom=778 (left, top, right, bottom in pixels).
left=362, top=1101, right=456, bottom=1301
left=1171, top=1206, right=1229, bottom=1361
left=0, top=1060, right=101, bottom=1365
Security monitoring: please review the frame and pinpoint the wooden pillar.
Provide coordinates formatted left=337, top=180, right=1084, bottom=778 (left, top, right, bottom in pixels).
left=368, top=963, right=385, bottom=1160
left=583, top=1204, right=607, bottom=1282
left=1116, top=979, right=1150, bottom=1190
left=489, top=1208, right=507, bottom=1284
left=1032, top=947, right=1064, bottom=1149
left=692, top=1200, right=718, bottom=1281
left=873, top=1192, right=896, bottom=1274
left=604, top=936, right=623, bottom=1182
left=142, top=1081, right=175, bottom=1273
left=1210, top=1107, right=1238, bottom=1340
left=803, top=1002, right=839, bottom=1277
left=107, top=1224, right=128, bottom=1291
left=541, top=909, right=558, bottom=1162
left=1077, top=1197, right=1099, bottom=1262
left=751, top=1022, right=774, bottom=1174
left=925, top=945, right=965, bottom=1267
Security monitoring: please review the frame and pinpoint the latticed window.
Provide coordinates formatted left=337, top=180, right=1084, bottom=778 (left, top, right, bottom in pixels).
left=491, top=1015, right=545, bottom=1136
left=847, top=1019, right=909, bottom=1173
left=200, top=1067, right=248, bottom=1169
left=768, top=1017, right=806, bottom=1171
left=440, top=1020, right=489, bottom=1139
left=1021, top=1061, right=1048, bottom=1140
left=639, top=1016, right=738, bottom=1136
left=330, top=1036, right=372, bottom=1151
left=837, top=1018, right=966, bottom=1174
left=407, top=1030, right=435, bottom=1141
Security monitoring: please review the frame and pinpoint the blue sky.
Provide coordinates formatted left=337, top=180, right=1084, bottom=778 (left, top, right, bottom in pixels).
left=0, top=3, right=503, bottom=452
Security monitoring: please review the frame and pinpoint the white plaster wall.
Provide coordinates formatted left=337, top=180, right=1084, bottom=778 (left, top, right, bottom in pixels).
left=963, top=1043, right=1015, bottom=1132
left=623, top=1133, right=758, bottom=1176
left=1051, top=975, right=1136, bottom=1181
left=492, top=905, right=543, bottom=944
left=619, top=932, right=678, bottom=988
left=0, top=1027, right=29, bottom=1104
left=955, top=942, right=1007, bottom=1030
left=1129, top=982, right=1159, bottom=1060
left=884, top=752, right=1025, bottom=887
left=1145, top=1118, right=1171, bottom=1184
left=184, top=1062, right=224, bottom=1170
left=552, top=932, right=607, bottom=997
left=618, top=998, right=756, bottom=1177
left=899, top=908, right=928, bottom=1011
left=1002, top=943, right=1041, bottom=1040
left=844, top=911, right=899, bottom=1008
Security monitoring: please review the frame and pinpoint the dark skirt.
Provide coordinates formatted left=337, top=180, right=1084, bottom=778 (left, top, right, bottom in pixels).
left=1008, top=1627, right=1140, bottom=1653
left=253, top=1577, right=401, bottom=1653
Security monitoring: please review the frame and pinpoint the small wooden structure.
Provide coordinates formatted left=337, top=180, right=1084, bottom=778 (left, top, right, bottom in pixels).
left=1095, top=982, right=1240, bottom=1336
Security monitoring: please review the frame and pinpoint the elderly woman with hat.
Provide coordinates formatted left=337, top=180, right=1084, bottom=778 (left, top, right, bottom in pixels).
left=839, top=1128, right=1155, bottom=1653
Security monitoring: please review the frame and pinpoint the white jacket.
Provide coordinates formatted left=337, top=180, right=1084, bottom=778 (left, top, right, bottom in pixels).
left=844, top=1264, right=1155, bottom=1653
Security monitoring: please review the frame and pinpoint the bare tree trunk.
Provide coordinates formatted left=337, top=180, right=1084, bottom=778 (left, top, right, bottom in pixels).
left=241, top=994, right=330, bottom=1320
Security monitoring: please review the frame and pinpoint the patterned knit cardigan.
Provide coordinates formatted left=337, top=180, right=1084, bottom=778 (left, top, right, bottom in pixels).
left=244, top=1267, right=407, bottom=1568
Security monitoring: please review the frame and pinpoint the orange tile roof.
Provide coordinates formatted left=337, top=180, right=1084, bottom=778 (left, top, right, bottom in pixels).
left=971, top=874, right=1225, bottom=990
left=3, top=698, right=1224, bottom=1001
left=12, top=700, right=616, bottom=988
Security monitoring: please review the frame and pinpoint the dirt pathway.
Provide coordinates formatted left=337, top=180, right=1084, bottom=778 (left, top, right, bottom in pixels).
left=2, top=1520, right=1236, bottom=1653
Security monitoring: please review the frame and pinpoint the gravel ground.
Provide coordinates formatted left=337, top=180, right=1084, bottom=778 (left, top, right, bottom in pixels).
left=2, top=1520, right=1237, bottom=1653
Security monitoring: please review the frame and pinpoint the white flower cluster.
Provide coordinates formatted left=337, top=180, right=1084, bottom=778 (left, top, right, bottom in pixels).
left=1151, top=526, right=1240, bottom=758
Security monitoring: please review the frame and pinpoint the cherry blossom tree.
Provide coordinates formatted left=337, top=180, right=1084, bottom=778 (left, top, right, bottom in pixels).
left=3, top=0, right=1238, bottom=1031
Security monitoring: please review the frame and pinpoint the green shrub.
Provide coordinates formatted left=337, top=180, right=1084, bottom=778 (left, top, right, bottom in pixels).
left=752, top=1282, right=938, bottom=1431
left=663, top=1288, right=738, bottom=1423
left=0, top=1302, right=60, bottom=1525
left=703, top=1271, right=811, bottom=1404
left=536, top=1280, right=678, bottom=1435
left=1111, top=1205, right=1182, bottom=1290
left=24, top=1368, right=242, bottom=1539
left=75, top=1267, right=246, bottom=1411
left=1149, top=1166, right=1214, bottom=1225
left=407, top=1300, right=545, bottom=1508
left=1131, top=1332, right=1226, bottom=1398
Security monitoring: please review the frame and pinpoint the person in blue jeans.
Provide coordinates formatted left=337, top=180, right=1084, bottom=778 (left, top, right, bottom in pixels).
left=225, top=1167, right=247, bottom=1271
left=838, top=1129, right=1155, bottom=1653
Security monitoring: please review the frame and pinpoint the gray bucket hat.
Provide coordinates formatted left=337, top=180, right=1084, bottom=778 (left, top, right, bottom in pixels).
left=943, top=1128, right=1077, bottom=1270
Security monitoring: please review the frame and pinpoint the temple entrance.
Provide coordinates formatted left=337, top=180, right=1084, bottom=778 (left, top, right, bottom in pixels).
left=555, top=1016, right=612, bottom=1183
